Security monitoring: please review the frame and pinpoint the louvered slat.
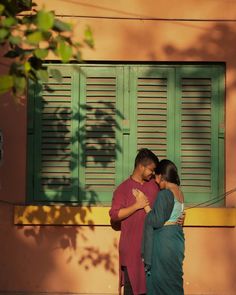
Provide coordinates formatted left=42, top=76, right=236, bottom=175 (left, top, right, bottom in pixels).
left=84, top=75, right=117, bottom=192
left=38, top=72, right=73, bottom=193
left=180, top=77, right=212, bottom=191
left=137, top=77, right=168, bottom=158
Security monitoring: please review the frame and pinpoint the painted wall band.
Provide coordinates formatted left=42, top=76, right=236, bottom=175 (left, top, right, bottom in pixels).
left=14, top=206, right=236, bottom=226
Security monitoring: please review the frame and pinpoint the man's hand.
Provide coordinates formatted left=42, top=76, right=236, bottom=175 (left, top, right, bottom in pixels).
left=116, top=189, right=150, bottom=221
left=177, top=211, right=186, bottom=226
left=132, top=188, right=149, bottom=210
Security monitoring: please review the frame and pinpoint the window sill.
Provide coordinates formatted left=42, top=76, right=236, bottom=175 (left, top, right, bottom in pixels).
left=14, top=206, right=236, bottom=226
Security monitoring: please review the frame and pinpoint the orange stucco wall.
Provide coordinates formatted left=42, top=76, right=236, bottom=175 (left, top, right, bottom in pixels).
left=0, top=1, right=235, bottom=294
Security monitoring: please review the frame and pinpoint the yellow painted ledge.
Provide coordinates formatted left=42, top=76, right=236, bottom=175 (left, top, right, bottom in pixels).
left=184, top=208, right=236, bottom=226
left=14, top=206, right=236, bottom=226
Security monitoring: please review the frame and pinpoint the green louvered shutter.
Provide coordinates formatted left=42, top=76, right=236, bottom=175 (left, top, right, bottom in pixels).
left=28, top=63, right=224, bottom=206
left=175, top=66, right=224, bottom=205
left=78, top=66, right=123, bottom=204
left=130, top=66, right=175, bottom=160
left=130, top=65, right=224, bottom=206
left=31, top=65, right=79, bottom=202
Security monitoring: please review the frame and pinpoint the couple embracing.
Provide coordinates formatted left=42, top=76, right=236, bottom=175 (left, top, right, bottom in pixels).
left=110, top=148, right=185, bottom=295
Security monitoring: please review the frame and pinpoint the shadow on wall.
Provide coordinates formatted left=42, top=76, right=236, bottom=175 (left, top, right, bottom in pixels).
left=158, top=22, right=236, bottom=292
left=27, top=68, right=123, bottom=204
left=162, top=21, right=236, bottom=204
left=0, top=220, right=119, bottom=290
left=163, top=23, right=236, bottom=88
left=0, top=63, right=122, bottom=290
left=1, top=18, right=236, bottom=292
left=21, top=73, right=121, bottom=259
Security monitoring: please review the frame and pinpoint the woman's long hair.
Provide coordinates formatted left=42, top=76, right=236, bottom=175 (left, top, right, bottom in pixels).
left=155, top=159, right=180, bottom=186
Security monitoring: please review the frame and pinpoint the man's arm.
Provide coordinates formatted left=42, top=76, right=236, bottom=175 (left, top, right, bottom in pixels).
left=177, top=211, right=186, bottom=226
left=117, top=195, right=149, bottom=220
left=110, top=188, right=149, bottom=222
left=132, top=189, right=151, bottom=214
left=144, top=205, right=152, bottom=214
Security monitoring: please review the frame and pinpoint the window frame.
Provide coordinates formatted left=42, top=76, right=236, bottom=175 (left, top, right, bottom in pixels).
left=27, top=62, right=225, bottom=207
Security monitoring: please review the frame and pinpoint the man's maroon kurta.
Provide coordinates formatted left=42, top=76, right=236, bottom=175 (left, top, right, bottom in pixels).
left=109, top=177, right=159, bottom=295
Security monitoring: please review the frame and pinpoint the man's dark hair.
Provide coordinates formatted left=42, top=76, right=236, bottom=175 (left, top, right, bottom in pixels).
left=134, top=148, right=159, bottom=168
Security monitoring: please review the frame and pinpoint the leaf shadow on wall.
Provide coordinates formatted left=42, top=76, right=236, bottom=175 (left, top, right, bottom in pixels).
left=2, top=70, right=124, bottom=290
left=161, top=21, right=236, bottom=290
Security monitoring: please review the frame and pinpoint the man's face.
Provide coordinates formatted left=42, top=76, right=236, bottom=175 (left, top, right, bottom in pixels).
left=141, top=162, right=156, bottom=181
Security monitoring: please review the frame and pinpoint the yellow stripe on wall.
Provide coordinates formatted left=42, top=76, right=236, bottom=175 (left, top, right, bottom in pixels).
left=14, top=206, right=236, bottom=226
left=184, top=208, right=236, bottom=226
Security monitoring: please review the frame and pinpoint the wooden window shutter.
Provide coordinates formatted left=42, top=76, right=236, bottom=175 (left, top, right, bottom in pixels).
left=175, top=66, right=224, bottom=205
left=130, top=66, right=175, bottom=159
left=28, top=63, right=224, bottom=206
left=131, top=65, right=224, bottom=206
left=30, top=65, right=79, bottom=202
left=78, top=66, right=123, bottom=204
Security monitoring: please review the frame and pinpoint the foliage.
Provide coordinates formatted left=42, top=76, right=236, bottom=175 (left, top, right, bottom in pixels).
left=0, top=0, right=94, bottom=99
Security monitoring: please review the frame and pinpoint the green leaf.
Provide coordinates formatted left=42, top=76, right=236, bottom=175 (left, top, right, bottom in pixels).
left=10, top=62, right=20, bottom=75
left=16, top=0, right=33, bottom=13
left=34, top=48, right=48, bottom=59
left=8, top=46, right=27, bottom=59
left=4, top=50, right=19, bottom=58
left=0, top=75, right=13, bottom=94
left=2, top=16, right=17, bottom=27
left=53, top=19, right=72, bottom=32
left=84, top=26, right=94, bottom=48
left=13, top=75, right=26, bottom=94
left=49, top=68, right=62, bottom=82
left=0, top=4, right=5, bottom=15
left=26, top=31, right=43, bottom=45
left=36, top=69, right=49, bottom=82
left=37, top=10, right=54, bottom=31
left=29, top=56, right=42, bottom=70
left=0, top=28, right=9, bottom=42
left=9, top=62, right=25, bottom=77
left=22, top=14, right=36, bottom=24
left=47, top=40, right=57, bottom=51
left=1, top=1, right=18, bottom=17
left=42, top=31, right=51, bottom=40
left=24, top=61, right=31, bottom=74
left=9, top=35, right=21, bottom=45
left=57, top=40, right=72, bottom=62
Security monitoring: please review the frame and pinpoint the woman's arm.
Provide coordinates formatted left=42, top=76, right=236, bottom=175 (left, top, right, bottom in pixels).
left=145, top=190, right=174, bottom=228
left=141, top=190, right=174, bottom=266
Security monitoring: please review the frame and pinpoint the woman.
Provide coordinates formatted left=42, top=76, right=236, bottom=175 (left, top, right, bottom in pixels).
left=133, top=159, right=185, bottom=295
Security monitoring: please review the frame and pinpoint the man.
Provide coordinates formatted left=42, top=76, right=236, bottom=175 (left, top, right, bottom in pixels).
left=109, top=148, right=159, bottom=295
